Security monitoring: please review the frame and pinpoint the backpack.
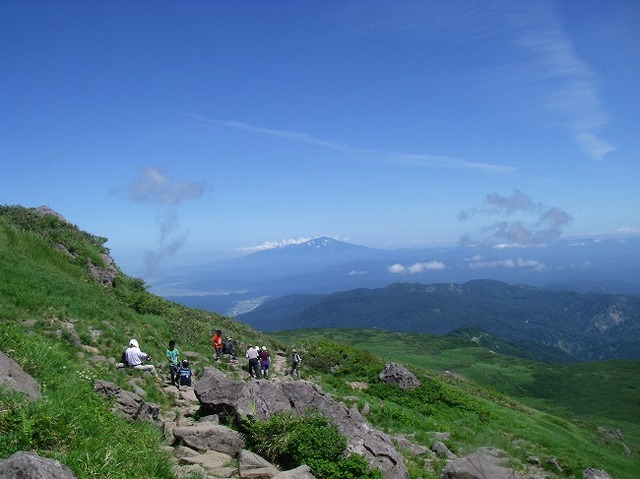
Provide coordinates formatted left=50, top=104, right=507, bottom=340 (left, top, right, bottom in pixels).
left=178, top=367, right=192, bottom=386
left=120, top=350, right=128, bottom=367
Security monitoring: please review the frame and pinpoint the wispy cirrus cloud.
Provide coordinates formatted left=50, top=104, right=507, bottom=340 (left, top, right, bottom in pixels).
left=179, top=112, right=513, bottom=173
left=335, top=1, right=614, bottom=160
left=509, top=3, right=615, bottom=160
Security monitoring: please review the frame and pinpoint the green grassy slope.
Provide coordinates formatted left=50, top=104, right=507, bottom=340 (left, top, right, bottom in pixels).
left=1, top=205, right=638, bottom=479
left=272, top=328, right=640, bottom=458
left=0, top=206, right=280, bottom=479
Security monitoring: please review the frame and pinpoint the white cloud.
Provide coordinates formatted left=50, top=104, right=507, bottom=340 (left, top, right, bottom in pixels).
left=617, top=225, right=639, bottom=235
left=389, top=261, right=446, bottom=274
left=493, top=243, right=526, bottom=250
left=388, top=263, right=406, bottom=274
left=459, top=190, right=572, bottom=246
left=181, top=112, right=513, bottom=173
left=408, top=261, right=447, bottom=273
left=466, top=256, right=547, bottom=271
left=239, top=237, right=311, bottom=253
left=510, top=4, right=615, bottom=160
left=336, top=2, right=614, bottom=161
left=348, top=269, right=369, bottom=276
left=128, top=167, right=206, bottom=205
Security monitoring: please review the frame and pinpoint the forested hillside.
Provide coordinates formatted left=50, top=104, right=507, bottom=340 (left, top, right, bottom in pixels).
left=238, top=281, right=640, bottom=361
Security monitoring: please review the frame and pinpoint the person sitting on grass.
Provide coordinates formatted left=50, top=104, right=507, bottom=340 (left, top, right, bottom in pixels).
left=125, top=339, right=159, bottom=379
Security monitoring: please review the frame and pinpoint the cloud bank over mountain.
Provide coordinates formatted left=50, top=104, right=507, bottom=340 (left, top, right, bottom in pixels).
left=458, top=190, right=572, bottom=247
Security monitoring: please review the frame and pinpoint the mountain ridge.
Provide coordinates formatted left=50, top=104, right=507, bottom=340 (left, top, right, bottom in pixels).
left=237, top=279, right=640, bottom=362
left=151, top=235, right=640, bottom=317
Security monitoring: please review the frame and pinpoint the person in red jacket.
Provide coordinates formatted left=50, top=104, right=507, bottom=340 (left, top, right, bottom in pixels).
left=211, top=330, right=223, bottom=361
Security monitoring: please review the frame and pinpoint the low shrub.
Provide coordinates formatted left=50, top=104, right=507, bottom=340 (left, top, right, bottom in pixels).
left=242, top=410, right=383, bottom=479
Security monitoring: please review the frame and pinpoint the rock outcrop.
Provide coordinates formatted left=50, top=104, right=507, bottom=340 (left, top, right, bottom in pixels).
left=0, top=451, right=76, bottom=479
left=93, top=380, right=161, bottom=426
left=439, top=447, right=527, bottom=479
left=0, top=351, right=42, bottom=400
left=87, top=253, right=117, bottom=286
left=195, top=367, right=409, bottom=479
left=378, top=363, right=420, bottom=389
left=34, top=205, right=69, bottom=224
left=583, top=468, right=613, bottom=479
left=172, top=423, right=244, bottom=457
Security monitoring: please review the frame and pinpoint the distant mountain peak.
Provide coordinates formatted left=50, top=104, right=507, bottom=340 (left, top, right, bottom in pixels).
left=302, top=236, right=348, bottom=248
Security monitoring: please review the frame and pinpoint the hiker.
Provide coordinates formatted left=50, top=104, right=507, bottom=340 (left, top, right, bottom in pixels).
left=245, top=345, right=261, bottom=379
left=125, top=339, right=159, bottom=379
left=211, top=329, right=223, bottom=361
left=222, top=336, right=237, bottom=362
left=177, top=359, right=193, bottom=387
left=259, top=346, right=271, bottom=379
left=165, top=340, right=180, bottom=386
left=290, top=349, right=302, bottom=378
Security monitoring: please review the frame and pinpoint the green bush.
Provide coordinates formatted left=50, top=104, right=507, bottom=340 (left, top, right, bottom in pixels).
left=242, top=410, right=383, bottom=479
left=303, top=340, right=384, bottom=379
left=243, top=411, right=345, bottom=468
left=309, top=453, right=384, bottom=479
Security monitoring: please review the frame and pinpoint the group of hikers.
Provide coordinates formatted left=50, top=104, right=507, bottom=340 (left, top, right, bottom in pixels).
left=211, top=329, right=237, bottom=362
left=117, top=338, right=193, bottom=388
left=117, top=330, right=302, bottom=385
left=212, top=329, right=302, bottom=379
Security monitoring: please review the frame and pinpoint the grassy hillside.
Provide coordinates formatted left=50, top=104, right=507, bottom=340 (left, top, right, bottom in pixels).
left=271, top=328, right=640, bottom=457
left=0, top=206, right=280, bottom=478
left=1, top=205, right=638, bottom=479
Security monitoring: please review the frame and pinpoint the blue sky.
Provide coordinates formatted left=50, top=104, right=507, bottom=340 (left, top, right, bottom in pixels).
left=2, top=1, right=639, bottom=277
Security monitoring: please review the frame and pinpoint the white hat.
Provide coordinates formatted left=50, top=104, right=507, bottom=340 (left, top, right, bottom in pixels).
left=129, top=339, right=139, bottom=348
left=262, top=346, right=266, bottom=350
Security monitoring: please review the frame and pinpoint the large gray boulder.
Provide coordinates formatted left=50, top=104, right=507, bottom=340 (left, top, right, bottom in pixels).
left=583, top=468, right=612, bottom=479
left=0, top=351, right=42, bottom=400
left=87, top=253, right=117, bottom=286
left=0, top=451, right=76, bottom=478
left=195, top=367, right=408, bottom=479
left=273, top=465, right=316, bottom=479
left=378, top=363, right=420, bottom=389
left=439, top=447, right=527, bottom=479
left=93, top=380, right=161, bottom=426
left=172, top=423, right=244, bottom=457
left=238, top=449, right=280, bottom=479
left=34, top=205, right=69, bottom=224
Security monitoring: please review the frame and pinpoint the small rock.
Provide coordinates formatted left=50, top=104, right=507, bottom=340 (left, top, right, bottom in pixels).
left=583, top=468, right=612, bottom=479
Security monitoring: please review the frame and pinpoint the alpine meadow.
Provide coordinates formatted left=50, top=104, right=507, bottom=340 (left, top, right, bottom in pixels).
left=1, top=205, right=639, bottom=479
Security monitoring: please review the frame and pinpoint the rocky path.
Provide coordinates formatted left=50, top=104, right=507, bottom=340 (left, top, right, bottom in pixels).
left=154, top=351, right=295, bottom=478
left=271, top=351, right=288, bottom=377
